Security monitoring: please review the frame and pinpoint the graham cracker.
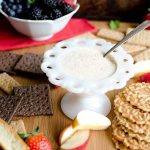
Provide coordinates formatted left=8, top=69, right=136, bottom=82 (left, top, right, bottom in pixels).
left=97, top=28, right=124, bottom=41
left=0, top=96, right=23, bottom=123
left=0, top=73, right=21, bottom=94
left=122, top=43, right=146, bottom=54
left=127, top=28, right=150, bottom=47
left=0, top=119, right=29, bottom=150
left=10, top=120, right=26, bottom=134
left=0, top=52, right=22, bottom=74
left=14, top=84, right=53, bottom=116
left=14, top=53, right=44, bottom=76
left=134, top=48, right=150, bottom=62
left=66, top=32, right=97, bottom=41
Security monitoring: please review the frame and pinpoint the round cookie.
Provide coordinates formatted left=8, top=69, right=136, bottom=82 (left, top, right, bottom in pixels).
left=112, top=120, right=150, bottom=150
left=122, top=83, right=150, bottom=112
left=114, top=92, right=150, bottom=125
left=112, top=118, right=150, bottom=142
left=112, top=136, right=130, bottom=150
left=115, top=111, right=150, bottom=135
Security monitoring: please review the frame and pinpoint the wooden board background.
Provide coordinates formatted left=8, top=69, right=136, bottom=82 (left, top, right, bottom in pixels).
left=8, top=21, right=137, bottom=150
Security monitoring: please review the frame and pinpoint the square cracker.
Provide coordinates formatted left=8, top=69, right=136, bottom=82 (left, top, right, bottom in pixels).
left=14, top=84, right=53, bottom=116
left=10, top=120, right=26, bottom=134
left=65, top=32, right=97, bottom=42
left=0, top=52, right=21, bottom=74
left=0, top=73, right=20, bottom=94
left=134, top=48, right=150, bottom=62
left=97, top=28, right=124, bottom=41
left=127, top=28, right=150, bottom=47
left=122, top=43, right=146, bottom=54
left=14, top=53, right=44, bottom=76
left=0, top=96, right=22, bottom=123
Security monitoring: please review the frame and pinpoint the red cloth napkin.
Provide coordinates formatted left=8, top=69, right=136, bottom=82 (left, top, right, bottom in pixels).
left=0, top=18, right=97, bottom=51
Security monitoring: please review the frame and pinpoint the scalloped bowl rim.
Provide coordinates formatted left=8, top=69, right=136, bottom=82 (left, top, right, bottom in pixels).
left=41, top=38, right=135, bottom=94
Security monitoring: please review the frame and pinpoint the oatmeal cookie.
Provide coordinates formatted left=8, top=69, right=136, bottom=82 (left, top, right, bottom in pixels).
left=122, top=83, right=150, bottom=112
left=115, top=111, right=150, bottom=135
left=114, top=92, right=150, bottom=125
left=112, top=120, right=150, bottom=149
left=112, top=118, right=150, bottom=142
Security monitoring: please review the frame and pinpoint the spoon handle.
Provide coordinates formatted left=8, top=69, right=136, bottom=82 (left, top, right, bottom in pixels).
left=104, top=20, right=150, bottom=57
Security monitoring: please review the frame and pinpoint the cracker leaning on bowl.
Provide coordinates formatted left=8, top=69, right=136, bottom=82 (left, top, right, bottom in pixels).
left=134, top=48, right=150, bottom=62
left=97, top=28, right=147, bottom=54
left=127, top=28, right=150, bottom=47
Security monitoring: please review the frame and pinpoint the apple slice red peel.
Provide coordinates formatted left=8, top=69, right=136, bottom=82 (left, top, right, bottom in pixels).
left=59, top=125, right=90, bottom=150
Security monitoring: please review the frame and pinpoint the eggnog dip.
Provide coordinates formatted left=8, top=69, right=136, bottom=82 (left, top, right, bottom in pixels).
left=60, top=47, right=116, bottom=80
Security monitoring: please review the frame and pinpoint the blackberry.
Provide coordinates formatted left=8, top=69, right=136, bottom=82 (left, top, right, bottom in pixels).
left=6, top=8, right=16, bottom=17
left=49, top=12, right=54, bottom=20
left=24, top=2, right=31, bottom=9
left=1, top=1, right=8, bottom=11
left=63, top=3, right=74, bottom=14
left=11, top=5, right=17, bottom=11
left=43, top=0, right=57, bottom=8
left=9, top=0, right=15, bottom=3
left=40, top=15, right=49, bottom=20
left=16, top=4, right=23, bottom=14
left=30, top=6, right=43, bottom=20
left=50, top=9, right=62, bottom=20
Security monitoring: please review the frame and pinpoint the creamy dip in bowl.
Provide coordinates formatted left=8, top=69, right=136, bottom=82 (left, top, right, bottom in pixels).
left=60, top=47, right=116, bottom=80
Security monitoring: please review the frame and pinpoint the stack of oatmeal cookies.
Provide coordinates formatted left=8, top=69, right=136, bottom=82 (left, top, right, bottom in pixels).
left=112, top=82, right=150, bottom=150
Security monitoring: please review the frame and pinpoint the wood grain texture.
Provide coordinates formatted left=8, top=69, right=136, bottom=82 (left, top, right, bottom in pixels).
left=8, top=21, right=136, bottom=150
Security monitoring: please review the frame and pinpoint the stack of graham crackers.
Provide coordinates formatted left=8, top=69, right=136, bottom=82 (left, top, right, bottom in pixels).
left=112, top=82, right=150, bottom=149
left=0, top=51, right=53, bottom=124
left=97, top=27, right=150, bottom=57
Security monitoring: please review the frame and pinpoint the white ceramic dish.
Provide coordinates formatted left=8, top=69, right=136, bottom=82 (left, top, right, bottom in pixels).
left=0, top=0, right=80, bottom=41
left=41, top=38, right=135, bottom=119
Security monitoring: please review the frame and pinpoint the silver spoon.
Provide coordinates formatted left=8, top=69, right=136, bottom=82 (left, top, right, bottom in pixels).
left=104, top=20, right=150, bottom=57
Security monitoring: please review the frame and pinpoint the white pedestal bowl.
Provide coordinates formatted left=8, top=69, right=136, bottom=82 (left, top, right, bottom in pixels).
left=41, top=38, right=135, bottom=120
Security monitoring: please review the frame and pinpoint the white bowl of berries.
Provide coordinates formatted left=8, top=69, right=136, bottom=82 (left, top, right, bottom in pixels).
left=0, top=0, right=79, bottom=41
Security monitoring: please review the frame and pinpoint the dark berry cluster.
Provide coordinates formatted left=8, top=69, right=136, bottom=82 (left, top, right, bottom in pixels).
left=1, top=0, right=74, bottom=20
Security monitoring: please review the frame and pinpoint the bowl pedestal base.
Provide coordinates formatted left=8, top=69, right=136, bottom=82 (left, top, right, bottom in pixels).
left=61, top=92, right=111, bottom=120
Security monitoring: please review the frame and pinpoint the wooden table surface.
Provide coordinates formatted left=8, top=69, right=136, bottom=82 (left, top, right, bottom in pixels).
left=10, top=21, right=136, bottom=150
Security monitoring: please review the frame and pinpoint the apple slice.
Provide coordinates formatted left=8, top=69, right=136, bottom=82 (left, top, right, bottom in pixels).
left=72, top=110, right=111, bottom=130
left=60, top=130, right=90, bottom=150
left=134, top=60, right=150, bottom=75
left=59, top=125, right=78, bottom=145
